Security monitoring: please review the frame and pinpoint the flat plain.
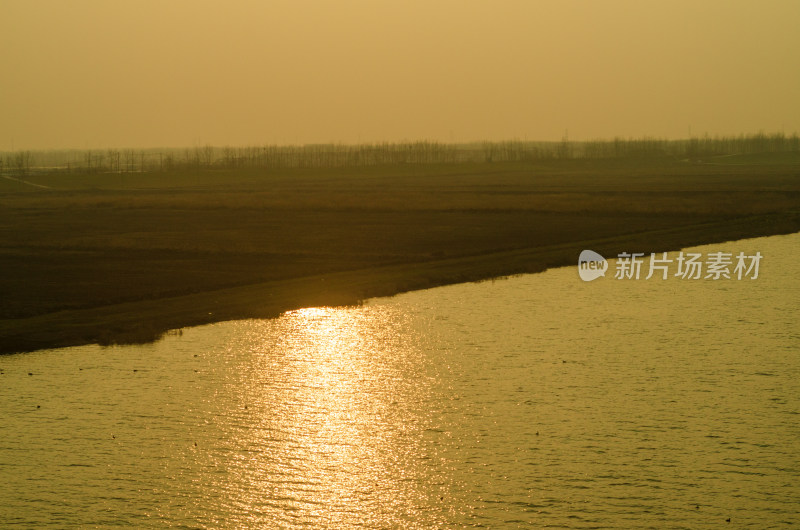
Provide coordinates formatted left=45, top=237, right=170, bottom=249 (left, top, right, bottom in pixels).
left=1, top=155, right=799, bottom=353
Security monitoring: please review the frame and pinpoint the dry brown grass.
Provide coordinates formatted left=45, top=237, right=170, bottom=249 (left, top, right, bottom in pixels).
left=1, top=158, right=799, bottom=352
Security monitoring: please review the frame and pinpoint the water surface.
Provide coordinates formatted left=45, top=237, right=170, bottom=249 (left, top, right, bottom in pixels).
left=2, top=233, right=799, bottom=527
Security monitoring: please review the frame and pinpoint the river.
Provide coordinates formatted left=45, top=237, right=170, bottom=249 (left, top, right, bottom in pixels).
left=1, top=232, right=798, bottom=528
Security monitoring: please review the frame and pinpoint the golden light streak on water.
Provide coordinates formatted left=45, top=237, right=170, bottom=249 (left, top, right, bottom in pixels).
left=186, top=306, right=449, bottom=528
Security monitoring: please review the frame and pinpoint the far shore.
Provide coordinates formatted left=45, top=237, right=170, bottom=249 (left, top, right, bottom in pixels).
left=1, top=210, right=798, bottom=355
left=1, top=157, right=799, bottom=354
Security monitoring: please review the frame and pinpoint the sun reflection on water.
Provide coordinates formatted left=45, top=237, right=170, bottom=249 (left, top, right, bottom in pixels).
left=213, top=305, right=442, bottom=528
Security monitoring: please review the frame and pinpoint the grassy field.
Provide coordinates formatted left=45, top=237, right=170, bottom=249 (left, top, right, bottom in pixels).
left=1, top=155, right=799, bottom=353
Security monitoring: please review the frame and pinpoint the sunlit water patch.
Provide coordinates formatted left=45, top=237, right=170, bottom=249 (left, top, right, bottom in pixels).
left=2, top=233, right=799, bottom=527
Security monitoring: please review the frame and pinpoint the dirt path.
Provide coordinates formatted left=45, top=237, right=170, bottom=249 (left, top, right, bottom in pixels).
left=0, top=175, right=52, bottom=189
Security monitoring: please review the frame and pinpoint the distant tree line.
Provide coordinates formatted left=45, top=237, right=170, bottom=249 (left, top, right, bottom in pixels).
left=1, top=132, right=797, bottom=176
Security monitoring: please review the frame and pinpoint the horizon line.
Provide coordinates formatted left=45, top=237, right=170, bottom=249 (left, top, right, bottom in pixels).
left=3, top=130, right=798, bottom=153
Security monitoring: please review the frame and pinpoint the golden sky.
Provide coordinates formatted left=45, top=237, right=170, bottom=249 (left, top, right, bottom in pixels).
left=2, top=0, right=799, bottom=149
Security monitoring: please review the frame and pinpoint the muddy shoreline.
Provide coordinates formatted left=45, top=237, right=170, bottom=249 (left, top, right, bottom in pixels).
left=2, top=209, right=798, bottom=354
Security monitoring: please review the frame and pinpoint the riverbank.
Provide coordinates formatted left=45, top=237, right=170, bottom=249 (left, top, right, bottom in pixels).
left=1, top=158, right=799, bottom=353
left=2, top=210, right=799, bottom=354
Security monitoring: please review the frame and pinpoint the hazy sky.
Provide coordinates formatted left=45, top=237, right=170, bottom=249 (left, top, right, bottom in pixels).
left=2, top=0, right=799, bottom=149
